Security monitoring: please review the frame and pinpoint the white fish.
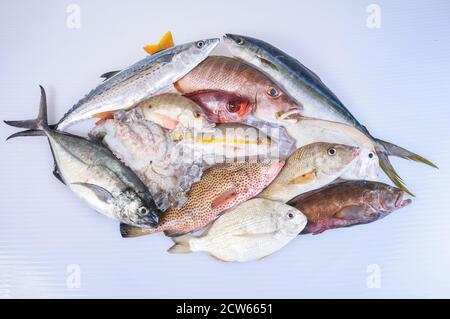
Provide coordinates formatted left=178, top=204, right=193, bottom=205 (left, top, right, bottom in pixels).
left=168, top=198, right=307, bottom=262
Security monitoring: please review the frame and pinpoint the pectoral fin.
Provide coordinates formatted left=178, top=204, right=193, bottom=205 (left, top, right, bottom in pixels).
left=144, top=31, right=174, bottom=55
left=258, top=56, right=279, bottom=71
left=71, top=182, right=113, bottom=203
left=334, top=205, right=365, bottom=220
left=235, top=232, right=277, bottom=239
left=211, top=189, right=239, bottom=209
left=288, top=169, right=316, bottom=185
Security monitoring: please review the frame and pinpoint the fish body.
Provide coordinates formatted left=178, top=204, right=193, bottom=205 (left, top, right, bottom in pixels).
left=168, top=198, right=307, bottom=262
left=57, top=38, right=219, bottom=129
left=5, top=87, right=161, bottom=227
left=224, top=34, right=437, bottom=195
left=137, top=93, right=213, bottom=131
left=289, top=181, right=411, bottom=234
left=174, top=56, right=301, bottom=124
left=184, top=90, right=253, bottom=123
left=120, top=159, right=284, bottom=237
left=258, top=142, right=360, bottom=202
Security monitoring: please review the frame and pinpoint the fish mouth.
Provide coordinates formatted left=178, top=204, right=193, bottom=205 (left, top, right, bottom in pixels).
left=394, top=191, right=412, bottom=208
left=275, top=108, right=302, bottom=123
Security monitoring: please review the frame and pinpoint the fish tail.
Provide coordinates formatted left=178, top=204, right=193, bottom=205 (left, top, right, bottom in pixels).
left=4, top=85, right=50, bottom=140
left=167, top=234, right=193, bottom=254
left=120, top=223, right=156, bottom=238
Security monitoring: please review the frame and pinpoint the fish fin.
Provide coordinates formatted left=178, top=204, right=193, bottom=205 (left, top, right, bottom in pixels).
left=93, top=111, right=115, bottom=119
left=334, top=205, right=365, bottom=220
left=148, top=113, right=179, bottom=130
left=288, top=169, right=317, bottom=185
left=120, top=223, right=155, bottom=238
left=158, top=53, right=175, bottom=63
left=235, top=232, right=277, bottom=239
left=143, top=31, right=174, bottom=55
left=210, top=255, right=228, bottom=262
left=376, top=151, right=414, bottom=197
left=167, top=234, right=193, bottom=254
left=257, top=56, right=279, bottom=71
left=95, top=112, right=115, bottom=125
left=48, top=142, right=65, bottom=185
left=100, top=70, right=120, bottom=81
left=5, top=86, right=50, bottom=139
left=164, top=230, right=189, bottom=237
left=211, top=189, right=239, bottom=209
left=71, top=182, right=113, bottom=202
left=375, top=138, right=438, bottom=169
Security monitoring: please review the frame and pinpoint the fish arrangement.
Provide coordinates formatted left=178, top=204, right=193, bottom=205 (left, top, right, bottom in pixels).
left=4, top=32, right=436, bottom=262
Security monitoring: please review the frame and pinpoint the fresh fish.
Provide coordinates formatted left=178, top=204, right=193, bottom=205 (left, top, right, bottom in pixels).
left=135, top=93, right=214, bottom=131
left=174, top=56, right=301, bottom=124
left=171, top=123, right=279, bottom=164
left=167, top=198, right=307, bottom=262
left=184, top=90, right=253, bottom=123
left=56, top=38, right=219, bottom=129
left=289, top=181, right=412, bottom=235
left=90, top=111, right=204, bottom=211
left=283, top=118, right=381, bottom=181
left=5, top=87, right=161, bottom=227
left=224, top=34, right=438, bottom=195
left=143, top=31, right=174, bottom=55
left=258, top=142, right=360, bottom=202
left=120, top=159, right=285, bottom=238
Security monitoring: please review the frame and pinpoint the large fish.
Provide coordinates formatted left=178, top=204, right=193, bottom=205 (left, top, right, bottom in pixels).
left=168, top=198, right=307, bottom=262
left=258, top=142, right=360, bottom=202
left=120, top=159, right=284, bottom=238
left=56, top=38, right=219, bottom=129
left=5, top=87, right=161, bottom=227
left=174, top=56, right=301, bottom=124
left=223, top=34, right=437, bottom=195
left=289, top=181, right=411, bottom=234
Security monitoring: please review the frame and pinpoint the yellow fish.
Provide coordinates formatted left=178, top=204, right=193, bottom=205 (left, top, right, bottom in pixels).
left=143, top=31, right=174, bottom=55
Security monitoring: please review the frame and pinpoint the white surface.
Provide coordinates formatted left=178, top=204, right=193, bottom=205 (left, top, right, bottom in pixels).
left=1, top=0, right=449, bottom=298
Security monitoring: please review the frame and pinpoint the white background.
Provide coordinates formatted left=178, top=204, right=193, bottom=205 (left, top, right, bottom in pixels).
left=1, top=0, right=449, bottom=298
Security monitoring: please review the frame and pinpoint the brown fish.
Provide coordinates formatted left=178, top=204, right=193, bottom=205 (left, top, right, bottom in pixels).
left=120, top=159, right=285, bottom=238
left=289, top=180, right=412, bottom=235
left=174, top=56, right=301, bottom=124
left=184, top=90, right=253, bottom=123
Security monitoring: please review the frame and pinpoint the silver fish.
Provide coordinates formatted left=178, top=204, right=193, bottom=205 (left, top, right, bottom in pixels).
left=56, top=38, right=220, bottom=129
left=5, top=86, right=161, bottom=228
left=223, top=34, right=438, bottom=195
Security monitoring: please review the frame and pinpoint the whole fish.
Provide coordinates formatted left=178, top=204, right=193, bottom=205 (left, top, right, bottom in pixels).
left=288, top=181, right=412, bottom=235
left=184, top=90, right=253, bottom=123
left=174, top=56, right=301, bottom=124
left=56, top=38, right=219, bottom=129
left=283, top=118, right=381, bottom=181
left=258, top=142, right=360, bottom=202
left=168, top=198, right=307, bottom=262
left=135, top=93, right=214, bottom=131
left=224, top=34, right=438, bottom=195
left=5, top=87, right=161, bottom=227
left=120, top=159, right=285, bottom=238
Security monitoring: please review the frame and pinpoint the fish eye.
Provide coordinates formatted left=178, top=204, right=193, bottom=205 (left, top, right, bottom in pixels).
left=327, top=148, right=336, bottom=156
left=368, top=152, right=374, bottom=159
left=138, top=206, right=149, bottom=216
left=196, top=41, right=205, bottom=48
left=237, top=38, right=245, bottom=45
left=267, top=87, right=280, bottom=97
left=193, top=111, right=202, bottom=119
left=288, top=212, right=294, bottom=219
left=227, top=101, right=240, bottom=113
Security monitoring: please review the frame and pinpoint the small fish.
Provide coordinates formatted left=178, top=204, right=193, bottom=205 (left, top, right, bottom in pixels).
left=56, top=38, right=219, bottom=129
left=143, top=31, right=174, bottom=55
left=171, top=123, right=278, bottom=164
left=5, top=87, right=161, bottom=227
left=120, top=159, right=285, bottom=238
left=184, top=90, right=253, bottom=123
left=135, top=93, right=214, bottom=132
left=174, top=56, right=301, bottom=124
left=224, top=34, right=437, bottom=196
left=258, top=142, right=360, bottom=203
left=167, top=198, right=307, bottom=262
left=289, top=181, right=412, bottom=235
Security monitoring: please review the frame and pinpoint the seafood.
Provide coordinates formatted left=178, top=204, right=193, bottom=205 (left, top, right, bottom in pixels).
left=144, top=31, right=174, bottom=55
left=224, top=34, right=437, bottom=195
left=168, top=198, right=307, bottom=262
left=120, top=159, right=284, bottom=237
left=258, top=142, right=360, bottom=202
left=289, top=181, right=411, bottom=234
left=174, top=56, right=301, bottom=124
left=5, top=87, right=161, bottom=227
left=56, top=38, right=219, bottom=129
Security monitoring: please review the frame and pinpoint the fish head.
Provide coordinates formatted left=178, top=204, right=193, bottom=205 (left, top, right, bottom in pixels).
left=340, top=147, right=380, bottom=181
left=304, top=143, right=361, bottom=178
left=223, top=34, right=265, bottom=68
left=277, top=205, right=308, bottom=236
left=171, top=38, right=220, bottom=68
left=363, top=184, right=412, bottom=217
left=116, top=190, right=159, bottom=228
